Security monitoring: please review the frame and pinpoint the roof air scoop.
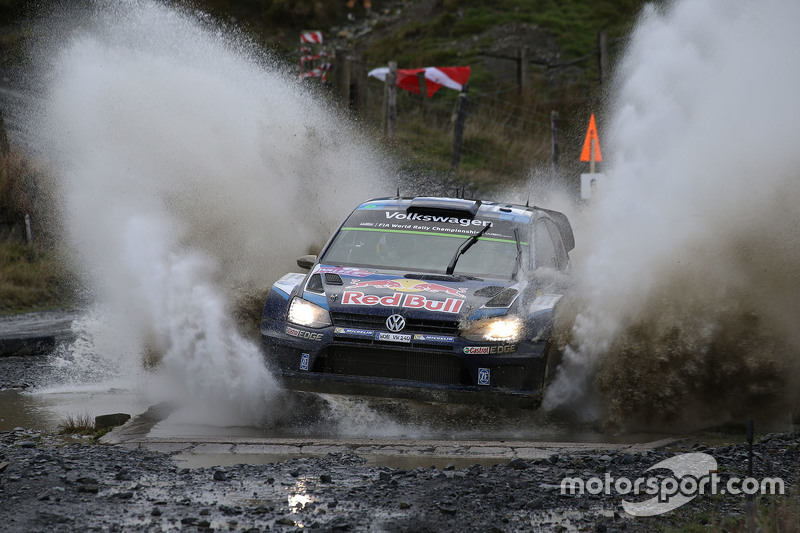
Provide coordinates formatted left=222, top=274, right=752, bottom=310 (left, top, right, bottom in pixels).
left=407, top=197, right=481, bottom=218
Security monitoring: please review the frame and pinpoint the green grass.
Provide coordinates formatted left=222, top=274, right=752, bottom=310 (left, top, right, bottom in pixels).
left=0, top=241, right=71, bottom=314
left=58, top=413, right=95, bottom=435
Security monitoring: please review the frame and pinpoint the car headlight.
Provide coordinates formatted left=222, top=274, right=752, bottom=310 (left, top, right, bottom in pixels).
left=287, top=297, right=332, bottom=329
left=461, top=316, right=523, bottom=342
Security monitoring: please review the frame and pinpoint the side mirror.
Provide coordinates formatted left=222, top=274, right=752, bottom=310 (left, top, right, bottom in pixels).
left=296, top=255, right=317, bottom=270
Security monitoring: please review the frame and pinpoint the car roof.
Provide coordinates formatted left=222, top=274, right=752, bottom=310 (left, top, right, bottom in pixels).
left=356, top=196, right=575, bottom=251
left=357, top=196, right=533, bottom=221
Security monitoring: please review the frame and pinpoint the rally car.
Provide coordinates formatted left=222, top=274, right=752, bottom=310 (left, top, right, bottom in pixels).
left=260, top=196, right=574, bottom=407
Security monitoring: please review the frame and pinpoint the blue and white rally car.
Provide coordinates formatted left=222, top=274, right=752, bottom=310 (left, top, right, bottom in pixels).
left=261, top=196, right=573, bottom=407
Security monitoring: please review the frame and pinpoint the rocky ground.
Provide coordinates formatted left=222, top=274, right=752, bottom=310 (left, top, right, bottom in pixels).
left=0, top=426, right=798, bottom=532
left=1, top=313, right=798, bottom=531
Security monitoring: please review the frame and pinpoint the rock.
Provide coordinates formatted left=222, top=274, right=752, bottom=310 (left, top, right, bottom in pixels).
left=94, top=413, right=131, bottom=430
left=276, top=516, right=295, bottom=526
left=444, top=463, right=456, bottom=471
left=508, top=458, right=528, bottom=470
left=526, top=497, right=544, bottom=509
left=290, top=469, right=300, bottom=478
left=151, top=508, right=162, bottom=517
left=17, top=441, right=36, bottom=448
left=213, top=470, right=227, bottom=481
left=438, top=504, right=457, bottom=515
left=181, top=517, right=197, bottom=525
left=77, top=476, right=99, bottom=485
left=378, top=471, right=391, bottom=481
left=320, top=473, right=333, bottom=483
left=77, top=484, right=99, bottom=494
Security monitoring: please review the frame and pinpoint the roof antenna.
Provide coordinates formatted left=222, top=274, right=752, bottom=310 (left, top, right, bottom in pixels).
left=396, top=187, right=400, bottom=198
left=525, top=177, right=533, bottom=207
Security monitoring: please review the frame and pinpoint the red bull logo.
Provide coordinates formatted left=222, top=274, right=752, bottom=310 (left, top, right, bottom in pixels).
left=346, top=278, right=467, bottom=298
left=342, top=291, right=464, bottom=314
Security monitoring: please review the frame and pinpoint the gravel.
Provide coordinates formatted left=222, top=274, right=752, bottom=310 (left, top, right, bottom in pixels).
left=0, top=428, right=797, bottom=532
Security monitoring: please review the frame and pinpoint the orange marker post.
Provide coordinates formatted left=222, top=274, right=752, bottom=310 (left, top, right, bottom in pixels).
left=580, top=114, right=602, bottom=173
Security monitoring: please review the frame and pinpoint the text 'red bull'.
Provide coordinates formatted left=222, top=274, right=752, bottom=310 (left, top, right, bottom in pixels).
left=342, top=291, right=464, bottom=313
left=347, top=279, right=467, bottom=298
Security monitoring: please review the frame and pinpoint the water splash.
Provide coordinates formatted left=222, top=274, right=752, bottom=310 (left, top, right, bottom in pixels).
left=25, top=0, right=388, bottom=425
left=544, top=0, right=800, bottom=431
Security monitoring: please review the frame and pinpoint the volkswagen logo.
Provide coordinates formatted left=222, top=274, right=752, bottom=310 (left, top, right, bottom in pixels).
left=386, top=314, right=406, bottom=332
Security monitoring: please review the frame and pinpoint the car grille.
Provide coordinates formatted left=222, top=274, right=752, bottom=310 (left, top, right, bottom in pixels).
left=331, top=312, right=460, bottom=336
left=318, top=346, right=463, bottom=385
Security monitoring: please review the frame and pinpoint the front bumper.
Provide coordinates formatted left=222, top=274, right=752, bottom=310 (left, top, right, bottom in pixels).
left=261, top=317, right=550, bottom=404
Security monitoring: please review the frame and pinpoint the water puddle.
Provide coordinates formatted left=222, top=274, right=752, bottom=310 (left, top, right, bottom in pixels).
left=0, top=386, right=150, bottom=433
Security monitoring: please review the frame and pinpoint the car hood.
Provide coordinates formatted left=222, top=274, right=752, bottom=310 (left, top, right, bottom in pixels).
left=309, top=264, right=521, bottom=322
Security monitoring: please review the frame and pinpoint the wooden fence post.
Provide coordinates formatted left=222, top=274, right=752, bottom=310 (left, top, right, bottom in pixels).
left=383, top=61, right=397, bottom=140
left=597, top=29, right=609, bottom=85
left=550, top=110, right=559, bottom=173
left=451, top=83, right=469, bottom=169
left=517, top=47, right=529, bottom=94
left=335, top=48, right=351, bottom=108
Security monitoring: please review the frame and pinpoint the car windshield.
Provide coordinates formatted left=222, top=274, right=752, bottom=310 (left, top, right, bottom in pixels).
left=321, top=227, right=526, bottom=279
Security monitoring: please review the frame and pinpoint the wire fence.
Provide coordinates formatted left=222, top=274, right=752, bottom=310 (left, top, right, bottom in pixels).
left=354, top=77, right=560, bottom=186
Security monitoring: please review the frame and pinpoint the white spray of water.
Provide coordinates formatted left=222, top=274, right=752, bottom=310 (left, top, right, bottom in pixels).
left=544, top=0, right=800, bottom=428
left=28, top=1, right=388, bottom=425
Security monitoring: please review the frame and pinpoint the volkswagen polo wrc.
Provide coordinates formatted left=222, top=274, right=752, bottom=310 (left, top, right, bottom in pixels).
left=260, top=196, right=573, bottom=407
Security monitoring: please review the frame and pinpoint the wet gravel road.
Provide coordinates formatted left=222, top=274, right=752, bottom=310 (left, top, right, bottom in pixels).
left=1, top=427, right=798, bottom=532
left=1, top=312, right=798, bottom=531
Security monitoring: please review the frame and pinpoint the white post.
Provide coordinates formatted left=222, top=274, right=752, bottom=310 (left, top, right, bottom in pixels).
left=24, top=214, right=33, bottom=245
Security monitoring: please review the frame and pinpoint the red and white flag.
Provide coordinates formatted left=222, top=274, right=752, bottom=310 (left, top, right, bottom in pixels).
left=300, top=31, right=323, bottom=44
left=368, top=66, right=471, bottom=97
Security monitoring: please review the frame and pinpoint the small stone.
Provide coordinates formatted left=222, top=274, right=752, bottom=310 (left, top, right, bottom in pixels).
left=181, top=517, right=197, bottom=525
left=199, top=508, right=210, bottom=516
left=399, top=502, right=411, bottom=509
left=508, top=458, right=528, bottom=470
left=320, top=474, right=333, bottom=483
left=378, top=471, right=391, bottom=481
left=17, top=441, right=36, bottom=449
left=213, top=470, right=227, bottom=481
left=526, top=497, right=544, bottom=509
left=77, top=485, right=99, bottom=494
left=438, top=504, right=457, bottom=515
left=151, top=508, right=162, bottom=517
left=290, top=470, right=300, bottom=478
left=444, top=463, right=456, bottom=471
left=276, top=516, right=295, bottom=526
left=77, top=477, right=99, bottom=485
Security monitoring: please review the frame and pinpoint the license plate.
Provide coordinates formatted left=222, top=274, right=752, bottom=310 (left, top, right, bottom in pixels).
left=375, top=332, right=411, bottom=343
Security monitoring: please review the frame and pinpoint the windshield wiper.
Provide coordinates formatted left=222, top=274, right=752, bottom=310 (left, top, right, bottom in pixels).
left=445, top=223, right=492, bottom=275
left=511, top=227, right=522, bottom=280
